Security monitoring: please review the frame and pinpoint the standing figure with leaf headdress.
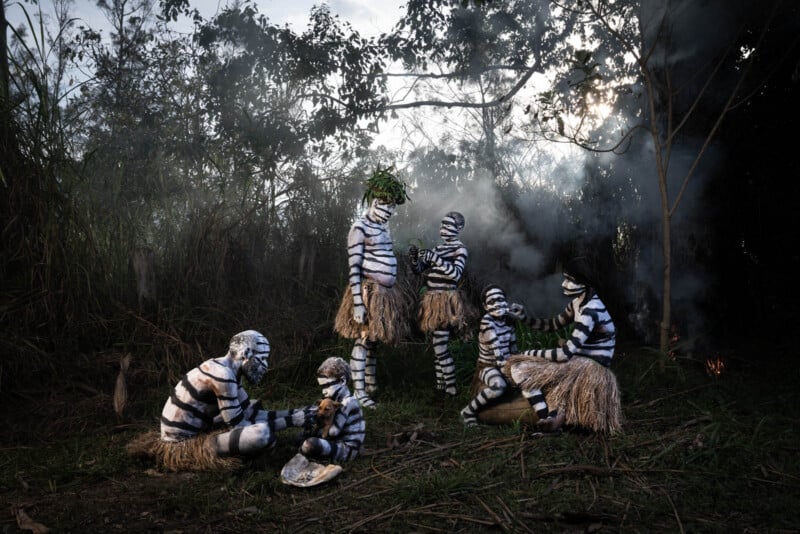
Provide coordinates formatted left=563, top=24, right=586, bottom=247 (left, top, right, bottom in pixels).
left=334, top=167, right=411, bottom=408
left=409, top=212, right=478, bottom=397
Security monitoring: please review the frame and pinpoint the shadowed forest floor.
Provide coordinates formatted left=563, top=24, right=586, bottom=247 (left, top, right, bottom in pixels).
left=1, top=341, right=799, bottom=533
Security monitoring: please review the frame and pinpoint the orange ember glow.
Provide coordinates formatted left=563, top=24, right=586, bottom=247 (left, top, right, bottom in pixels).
left=667, top=324, right=681, bottom=360
left=705, top=355, right=725, bottom=378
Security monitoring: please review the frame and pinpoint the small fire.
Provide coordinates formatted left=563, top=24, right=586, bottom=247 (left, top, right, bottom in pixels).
left=670, top=324, right=680, bottom=344
left=667, top=324, right=681, bottom=360
left=705, top=355, right=725, bottom=378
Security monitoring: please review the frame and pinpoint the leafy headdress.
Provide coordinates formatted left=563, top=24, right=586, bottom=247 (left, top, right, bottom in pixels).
left=361, top=166, right=410, bottom=206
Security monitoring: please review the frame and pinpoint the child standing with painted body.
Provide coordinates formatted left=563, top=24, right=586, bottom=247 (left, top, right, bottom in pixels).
left=409, top=211, right=478, bottom=397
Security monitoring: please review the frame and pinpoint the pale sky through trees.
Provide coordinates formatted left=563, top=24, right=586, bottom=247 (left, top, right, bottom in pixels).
left=5, top=0, right=403, bottom=37
left=4, top=0, right=416, bottom=146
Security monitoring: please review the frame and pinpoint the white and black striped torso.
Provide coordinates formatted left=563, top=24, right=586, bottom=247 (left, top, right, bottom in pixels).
left=478, top=315, right=517, bottom=367
left=331, top=391, right=366, bottom=448
left=571, top=294, right=616, bottom=362
left=528, top=294, right=616, bottom=366
left=160, top=358, right=256, bottom=441
left=423, top=241, right=467, bottom=290
left=348, top=215, right=397, bottom=288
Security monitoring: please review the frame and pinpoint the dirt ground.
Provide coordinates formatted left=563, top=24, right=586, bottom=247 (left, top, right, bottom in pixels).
left=3, top=344, right=800, bottom=533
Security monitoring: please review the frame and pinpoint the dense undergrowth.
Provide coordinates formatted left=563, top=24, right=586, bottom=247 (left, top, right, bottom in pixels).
left=1, top=330, right=799, bottom=533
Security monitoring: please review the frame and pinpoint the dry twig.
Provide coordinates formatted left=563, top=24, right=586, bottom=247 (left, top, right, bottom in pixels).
left=661, top=487, right=685, bottom=534
left=343, top=503, right=403, bottom=532
left=474, top=494, right=510, bottom=532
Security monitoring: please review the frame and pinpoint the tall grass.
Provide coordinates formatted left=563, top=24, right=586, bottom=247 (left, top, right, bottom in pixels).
left=0, top=4, right=359, bottom=393
left=1, top=3, right=105, bottom=389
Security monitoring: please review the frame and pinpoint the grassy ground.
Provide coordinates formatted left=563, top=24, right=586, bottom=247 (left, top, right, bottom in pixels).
left=1, top=337, right=799, bottom=533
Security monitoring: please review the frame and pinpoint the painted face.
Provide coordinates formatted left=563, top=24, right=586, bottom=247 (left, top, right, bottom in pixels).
left=439, top=215, right=462, bottom=241
left=369, top=199, right=396, bottom=224
left=483, top=286, right=509, bottom=318
left=561, top=272, right=586, bottom=297
left=229, top=330, right=270, bottom=385
left=317, top=376, right=345, bottom=399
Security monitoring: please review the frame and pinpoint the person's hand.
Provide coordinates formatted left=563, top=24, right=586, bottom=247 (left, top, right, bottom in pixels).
left=304, top=403, right=319, bottom=419
left=353, top=303, right=367, bottom=324
left=420, top=249, right=437, bottom=264
left=303, top=404, right=319, bottom=431
left=408, top=245, right=419, bottom=267
left=508, top=303, right=527, bottom=320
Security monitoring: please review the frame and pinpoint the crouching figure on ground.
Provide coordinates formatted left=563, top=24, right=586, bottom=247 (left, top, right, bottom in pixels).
left=281, top=357, right=366, bottom=487
left=460, top=285, right=564, bottom=432
left=506, top=257, right=622, bottom=434
left=299, top=357, right=365, bottom=463
left=126, top=330, right=312, bottom=471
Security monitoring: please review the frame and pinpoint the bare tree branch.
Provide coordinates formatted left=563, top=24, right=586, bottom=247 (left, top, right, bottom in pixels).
left=669, top=1, right=779, bottom=216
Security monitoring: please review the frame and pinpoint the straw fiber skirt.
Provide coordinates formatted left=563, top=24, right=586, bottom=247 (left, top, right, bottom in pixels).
left=502, top=355, right=623, bottom=434
left=333, top=279, right=411, bottom=345
left=125, top=430, right=241, bottom=472
left=417, top=289, right=478, bottom=335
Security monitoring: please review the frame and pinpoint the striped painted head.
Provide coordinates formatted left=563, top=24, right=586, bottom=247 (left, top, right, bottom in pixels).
left=368, top=198, right=396, bottom=224
left=561, top=272, right=587, bottom=297
left=562, top=257, right=593, bottom=298
left=229, top=330, right=270, bottom=385
left=481, top=284, right=509, bottom=318
left=440, top=211, right=465, bottom=241
left=317, top=357, right=350, bottom=399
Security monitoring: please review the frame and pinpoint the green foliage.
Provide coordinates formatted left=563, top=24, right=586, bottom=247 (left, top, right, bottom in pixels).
left=361, top=165, right=410, bottom=206
left=515, top=320, right=572, bottom=350
left=0, top=0, right=383, bottom=391
left=450, top=337, right=479, bottom=385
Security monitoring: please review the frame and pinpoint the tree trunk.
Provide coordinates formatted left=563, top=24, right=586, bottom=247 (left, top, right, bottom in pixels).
left=659, top=209, right=672, bottom=353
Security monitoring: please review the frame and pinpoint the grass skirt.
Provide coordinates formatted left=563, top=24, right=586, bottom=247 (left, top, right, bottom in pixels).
left=333, top=279, right=411, bottom=345
left=125, top=430, right=241, bottom=472
left=417, top=289, right=478, bottom=335
left=503, top=355, right=623, bottom=434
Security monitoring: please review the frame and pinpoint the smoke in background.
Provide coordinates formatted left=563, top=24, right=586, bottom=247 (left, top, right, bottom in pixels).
left=392, top=143, right=589, bottom=318
left=383, top=0, right=742, bottom=343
